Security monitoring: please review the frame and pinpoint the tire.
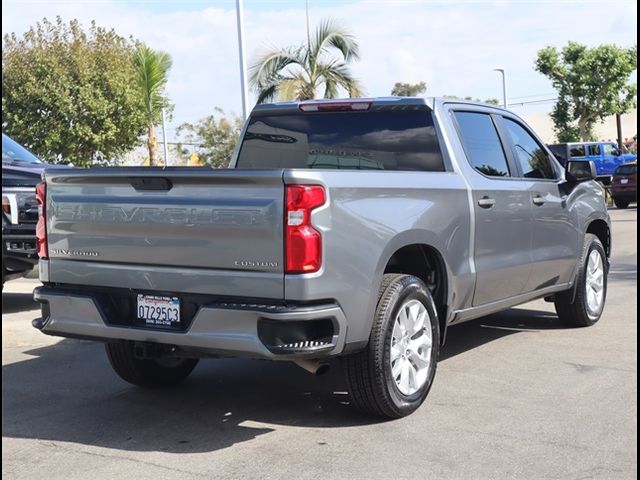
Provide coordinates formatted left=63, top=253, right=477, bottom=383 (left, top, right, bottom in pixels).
left=343, top=274, right=440, bottom=418
left=105, top=341, right=199, bottom=387
left=613, top=198, right=630, bottom=209
left=554, top=234, right=608, bottom=327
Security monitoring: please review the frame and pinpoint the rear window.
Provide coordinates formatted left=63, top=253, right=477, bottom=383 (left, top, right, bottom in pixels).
left=570, top=145, right=586, bottom=157
left=453, top=111, right=510, bottom=177
left=615, top=164, right=637, bottom=175
left=236, top=110, right=445, bottom=171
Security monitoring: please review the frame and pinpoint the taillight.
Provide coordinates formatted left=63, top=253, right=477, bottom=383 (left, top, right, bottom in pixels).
left=36, top=181, right=48, bottom=259
left=285, top=185, right=325, bottom=273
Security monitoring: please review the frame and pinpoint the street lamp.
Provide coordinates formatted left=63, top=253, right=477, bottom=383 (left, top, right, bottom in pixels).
left=236, top=0, right=249, bottom=120
left=493, top=68, right=508, bottom=109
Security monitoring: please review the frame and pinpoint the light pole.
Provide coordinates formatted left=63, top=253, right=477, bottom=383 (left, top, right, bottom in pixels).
left=236, top=0, right=249, bottom=120
left=493, top=68, right=508, bottom=109
left=161, top=107, right=169, bottom=166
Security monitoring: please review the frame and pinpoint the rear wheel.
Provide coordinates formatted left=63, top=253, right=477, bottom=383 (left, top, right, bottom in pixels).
left=105, top=341, right=198, bottom=387
left=554, top=234, right=607, bottom=327
left=343, top=274, right=439, bottom=418
left=613, top=198, right=630, bottom=209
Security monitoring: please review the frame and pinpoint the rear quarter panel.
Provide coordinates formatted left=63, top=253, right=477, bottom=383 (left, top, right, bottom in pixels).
left=283, top=169, right=472, bottom=345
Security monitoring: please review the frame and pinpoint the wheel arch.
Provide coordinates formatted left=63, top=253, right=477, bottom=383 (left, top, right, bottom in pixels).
left=374, top=232, right=453, bottom=346
left=585, top=218, right=611, bottom=258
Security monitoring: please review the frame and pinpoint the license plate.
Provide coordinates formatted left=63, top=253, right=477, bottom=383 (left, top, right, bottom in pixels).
left=620, top=178, right=629, bottom=184
left=136, top=294, right=180, bottom=327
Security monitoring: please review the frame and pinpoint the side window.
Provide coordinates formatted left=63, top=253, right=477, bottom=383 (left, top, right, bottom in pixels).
left=503, top=118, right=557, bottom=179
left=570, top=145, right=586, bottom=157
left=603, top=144, right=618, bottom=156
left=453, top=111, right=510, bottom=177
left=588, top=144, right=601, bottom=156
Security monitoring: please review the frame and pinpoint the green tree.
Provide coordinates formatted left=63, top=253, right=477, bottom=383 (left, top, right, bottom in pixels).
left=443, top=95, right=500, bottom=105
left=2, top=17, right=146, bottom=165
left=249, top=19, right=363, bottom=103
left=177, top=108, right=243, bottom=168
left=535, top=42, right=637, bottom=142
left=391, top=81, right=426, bottom=96
left=133, top=44, right=172, bottom=166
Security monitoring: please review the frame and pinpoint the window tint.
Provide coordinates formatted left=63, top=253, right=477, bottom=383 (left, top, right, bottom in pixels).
left=503, top=118, right=557, bottom=179
left=453, top=112, right=509, bottom=177
left=615, top=164, right=637, bottom=175
left=588, top=144, right=601, bottom=156
left=570, top=145, right=586, bottom=157
left=236, top=110, right=444, bottom=171
left=547, top=144, right=568, bottom=165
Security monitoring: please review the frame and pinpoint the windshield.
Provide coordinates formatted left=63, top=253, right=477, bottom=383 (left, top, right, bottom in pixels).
left=2, top=134, right=43, bottom=164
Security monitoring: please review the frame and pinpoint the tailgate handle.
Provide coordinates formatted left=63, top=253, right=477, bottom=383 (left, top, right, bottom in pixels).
left=129, top=177, right=173, bottom=191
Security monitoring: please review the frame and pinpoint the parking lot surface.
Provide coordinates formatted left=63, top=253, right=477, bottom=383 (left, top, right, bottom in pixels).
left=2, top=207, right=637, bottom=480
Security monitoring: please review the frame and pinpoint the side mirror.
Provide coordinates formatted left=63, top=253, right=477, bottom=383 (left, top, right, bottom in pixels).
left=612, top=148, right=622, bottom=157
left=566, top=160, right=597, bottom=183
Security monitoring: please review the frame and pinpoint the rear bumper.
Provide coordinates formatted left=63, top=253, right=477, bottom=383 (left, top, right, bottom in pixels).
left=32, top=285, right=347, bottom=359
left=2, top=232, right=38, bottom=279
left=610, top=188, right=637, bottom=200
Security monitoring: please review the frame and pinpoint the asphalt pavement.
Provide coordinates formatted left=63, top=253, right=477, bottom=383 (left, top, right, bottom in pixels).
left=2, top=207, right=637, bottom=480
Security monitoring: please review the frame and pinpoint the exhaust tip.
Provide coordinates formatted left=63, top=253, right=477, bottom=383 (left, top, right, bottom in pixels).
left=294, top=359, right=330, bottom=375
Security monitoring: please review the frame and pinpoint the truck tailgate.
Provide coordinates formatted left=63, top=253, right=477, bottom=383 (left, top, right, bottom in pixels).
left=43, top=167, right=285, bottom=298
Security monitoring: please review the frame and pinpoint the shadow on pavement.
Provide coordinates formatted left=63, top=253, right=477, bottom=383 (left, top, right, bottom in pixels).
left=2, top=292, right=38, bottom=314
left=3, top=307, right=572, bottom=453
left=440, top=307, right=564, bottom=361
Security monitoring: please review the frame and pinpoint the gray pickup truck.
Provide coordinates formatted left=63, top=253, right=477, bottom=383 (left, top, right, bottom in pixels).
left=33, top=97, right=610, bottom=418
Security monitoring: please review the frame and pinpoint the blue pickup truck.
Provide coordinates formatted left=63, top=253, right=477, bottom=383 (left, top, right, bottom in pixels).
left=547, top=141, right=637, bottom=180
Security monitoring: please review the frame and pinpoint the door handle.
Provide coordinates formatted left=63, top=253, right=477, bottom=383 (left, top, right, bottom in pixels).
left=477, top=196, right=496, bottom=208
left=533, top=195, right=545, bottom=206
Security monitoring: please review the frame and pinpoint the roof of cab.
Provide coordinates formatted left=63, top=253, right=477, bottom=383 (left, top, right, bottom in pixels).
left=251, top=96, right=511, bottom=114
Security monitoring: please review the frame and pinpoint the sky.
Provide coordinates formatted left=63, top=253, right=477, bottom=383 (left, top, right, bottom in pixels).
left=2, top=0, right=637, bottom=141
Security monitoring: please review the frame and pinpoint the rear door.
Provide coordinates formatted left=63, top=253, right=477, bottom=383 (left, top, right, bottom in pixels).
left=497, top=115, right=579, bottom=291
left=451, top=110, right=533, bottom=306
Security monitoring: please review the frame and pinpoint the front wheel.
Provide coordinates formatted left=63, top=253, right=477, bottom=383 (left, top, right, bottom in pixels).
left=105, top=341, right=199, bottom=387
left=554, top=234, right=608, bottom=327
left=343, top=274, right=440, bottom=418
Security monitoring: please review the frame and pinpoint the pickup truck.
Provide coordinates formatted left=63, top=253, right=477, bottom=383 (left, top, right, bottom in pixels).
left=547, top=141, right=637, bottom=181
left=2, top=134, right=45, bottom=288
left=33, top=98, right=611, bottom=418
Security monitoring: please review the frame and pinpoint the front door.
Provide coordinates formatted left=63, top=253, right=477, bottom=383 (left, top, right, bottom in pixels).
left=497, top=116, right=580, bottom=291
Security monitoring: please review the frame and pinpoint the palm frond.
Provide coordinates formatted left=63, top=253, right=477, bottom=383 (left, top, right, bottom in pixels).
left=249, top=48, right=305, bottom=87
left=317, top=61, right=364, bottom=98
left=277, top=74, right=310, bottom=101
left=133, top=44, right=172, bottom=120
left=256, top=83, right=279, bottom=104
left=310, top=19, right=360, bottom=66
left=248, top=18, right=361, bottom=104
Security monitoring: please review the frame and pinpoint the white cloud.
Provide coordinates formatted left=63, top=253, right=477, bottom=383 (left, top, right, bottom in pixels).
left=2, top=0, right=637, bottom=138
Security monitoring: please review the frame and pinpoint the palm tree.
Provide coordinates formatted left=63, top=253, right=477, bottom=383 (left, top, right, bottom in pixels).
left=133, top=45, right=172, bottom=166
left=249, top=19, right=363, bottom=103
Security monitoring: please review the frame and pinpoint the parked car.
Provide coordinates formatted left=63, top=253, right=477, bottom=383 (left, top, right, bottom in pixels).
left=2, top=134, right=45, bottom=288
left=610, top=161, right=637, bottom=209
left=33, top=98, right=611, bottom=418
left=547, top=141, right=637, bottom=182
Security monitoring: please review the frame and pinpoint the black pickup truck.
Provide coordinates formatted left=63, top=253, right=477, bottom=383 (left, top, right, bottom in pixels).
left=2, top=134, right=44, bottom=288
